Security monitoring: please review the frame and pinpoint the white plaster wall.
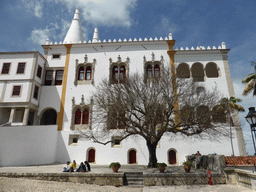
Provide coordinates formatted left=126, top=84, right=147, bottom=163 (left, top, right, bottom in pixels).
left=45, top=42, right=242, bottom=166
left=0, top=125, right=58, bottom=166
left=0, top=54, right=35, bottom=80
left=34, top=56, right=46, bottom=85
left=57, top=128, right=239, bottom=166
left=31, top=82, right=41, bottom=106
left=38, top=86, right=62, bottom=115
left=3, top=81, right=31, bottom=102
left=46, top=48, right=66, bottom=68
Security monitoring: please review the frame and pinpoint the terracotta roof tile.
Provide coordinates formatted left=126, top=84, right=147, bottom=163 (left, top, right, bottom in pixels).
left=225, top=156, right=256, bottom=166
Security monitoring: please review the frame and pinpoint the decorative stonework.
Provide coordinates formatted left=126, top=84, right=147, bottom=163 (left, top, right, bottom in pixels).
left=109, top=55, right=130, bottom=84
left=70, top=95, right=92, bottom=131
left=74, top=54, right=96, bottom=86
left=144, top=52, right=164, bottom=78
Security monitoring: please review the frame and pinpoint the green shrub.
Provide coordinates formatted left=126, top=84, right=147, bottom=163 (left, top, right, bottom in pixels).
left=109, top=162, right=121, bottom=168
left=157, top=162, right=167, bottom=168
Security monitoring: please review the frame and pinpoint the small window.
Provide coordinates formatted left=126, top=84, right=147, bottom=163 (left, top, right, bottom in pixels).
left=154, top=64, right=160, bottom=78
left=85, top=66, right=92, bottom=80
left=36, top=65, right=42, bottom=78
left=147, top=65, right=152, bottom=78
left=112, top=66, right=119, bottom=83
left=12, top=86, right=21, bottom=96
left=75, top=109, right=81, bottom=124
left=78, top=66, right=84, bottom=80
left=2, top=63, right=11, bottom=74
left=69, top=135, right=79, bottom=146
left=17, top=63, right=26, bottom=74
left=111, top=136, right=122, bottom=148
left=44, top=70, right=53, bottom=85
left=82, top=109, right=89, bottom=124
left=52, top=54, right=60, bottom=59
left=55, top=70, right=64, bottom=85
left=33, top=85, right=39, bottom=99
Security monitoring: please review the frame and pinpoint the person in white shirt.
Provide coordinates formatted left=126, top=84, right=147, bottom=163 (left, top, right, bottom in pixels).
left=63, top=161, right=71, bottom=172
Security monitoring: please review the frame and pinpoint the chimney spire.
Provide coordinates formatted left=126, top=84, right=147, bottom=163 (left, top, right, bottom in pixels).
left=63, top=9, right=84, bottom=44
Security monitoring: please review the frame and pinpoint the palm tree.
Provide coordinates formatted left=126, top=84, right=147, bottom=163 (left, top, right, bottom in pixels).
left=242, top=61, right=256, bottom=96
left=218, top=97, right=245, bottom=156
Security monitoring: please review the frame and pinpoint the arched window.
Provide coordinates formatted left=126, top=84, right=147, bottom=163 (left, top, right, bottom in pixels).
left=176, top=63, right=190, bottom=78
left=191, top=63, right=204, bottom=82
left=112, top=66, right=119, bottom=83
left=154, top=64, right=160, bottom=77
left=78, top=67, right=84, bottom=80
left=146, top=65, right=152, bottom=78
left=206, top=63, right=219, bottom=78
left=82, top=109, right=89, bottom=124
left=85, top=66, right=92, bottom=80
left=75, top=109, right=81, bottom=124
left=119, top=65, right=126, bottom=82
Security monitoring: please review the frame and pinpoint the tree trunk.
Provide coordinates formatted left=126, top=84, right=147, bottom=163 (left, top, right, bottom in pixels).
left=146, top=141, right=158, bottom=168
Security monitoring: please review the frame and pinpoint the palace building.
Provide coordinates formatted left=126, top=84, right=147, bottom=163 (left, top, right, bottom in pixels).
left=0, top=9, right=246, bottom=166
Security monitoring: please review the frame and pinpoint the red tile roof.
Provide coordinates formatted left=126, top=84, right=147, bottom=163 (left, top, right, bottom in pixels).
left=225, top=156, right=256, bottom=166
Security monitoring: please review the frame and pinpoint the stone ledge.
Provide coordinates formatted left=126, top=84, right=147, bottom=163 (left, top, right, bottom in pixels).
left=0, top=172, right=124, bottom=186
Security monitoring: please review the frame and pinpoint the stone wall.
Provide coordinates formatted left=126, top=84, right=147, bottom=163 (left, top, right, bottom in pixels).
left=143, top=172, right=225, bottom=186
left=187, top=155, right=226, bottom=172
left=0, top=172, right=124, bottom=187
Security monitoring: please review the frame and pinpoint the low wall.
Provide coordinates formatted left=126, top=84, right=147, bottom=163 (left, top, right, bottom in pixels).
left=0, top=172, right=124, bottom=186
left=0, top=125, right=58, bottom=167
left=143, top=172, right=225, bottom=186
left=225, top=168, right=256, bottom=190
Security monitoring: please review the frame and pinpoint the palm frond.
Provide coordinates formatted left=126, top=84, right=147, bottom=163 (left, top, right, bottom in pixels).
left=242, top=78, right=255, bottom=96
left=242, top=73, right=256, bottom=83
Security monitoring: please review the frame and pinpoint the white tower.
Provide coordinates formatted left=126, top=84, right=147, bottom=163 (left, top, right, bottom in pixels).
left=63, top=9, right=84, bottom=44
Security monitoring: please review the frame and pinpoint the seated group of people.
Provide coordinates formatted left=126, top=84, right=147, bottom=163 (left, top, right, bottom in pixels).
left=63, top=160, right=91, bottom=172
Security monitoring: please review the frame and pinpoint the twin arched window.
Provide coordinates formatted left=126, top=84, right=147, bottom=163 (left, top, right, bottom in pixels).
left=146, top=64, right=160, bottom=78
left=75, top=109, right=89, bottom=125
left=78, top=66, right=92, bottom=80
left=112, top=65, right=126, bottom=83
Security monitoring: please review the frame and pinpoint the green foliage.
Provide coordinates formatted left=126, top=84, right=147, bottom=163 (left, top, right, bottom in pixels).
left=157, top=162, right=167, bottom=168
left=182, top=161, right=193, bottom=167
left=109, top=162, right=121, bottom=168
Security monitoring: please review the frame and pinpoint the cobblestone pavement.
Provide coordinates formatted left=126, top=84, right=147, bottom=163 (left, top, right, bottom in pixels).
left=0, top=177, right=254, bottom=192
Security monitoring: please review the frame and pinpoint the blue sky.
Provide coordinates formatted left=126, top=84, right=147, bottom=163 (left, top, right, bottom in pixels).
left=1, top=0, right=256, bottom=155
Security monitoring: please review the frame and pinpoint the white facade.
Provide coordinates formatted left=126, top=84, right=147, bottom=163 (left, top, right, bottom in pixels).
left=0, top=9, right=246, bottom=167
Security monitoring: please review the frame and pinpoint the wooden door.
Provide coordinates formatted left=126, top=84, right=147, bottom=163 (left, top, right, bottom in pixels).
left=169, top=150, right=176, bottom=164
left=129, top=150, right=136, bottom=164
left=88, top=149, right=95, bottom=163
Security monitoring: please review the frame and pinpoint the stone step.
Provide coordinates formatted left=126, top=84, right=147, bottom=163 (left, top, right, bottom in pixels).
left=124, top=172, right=144, bottom=187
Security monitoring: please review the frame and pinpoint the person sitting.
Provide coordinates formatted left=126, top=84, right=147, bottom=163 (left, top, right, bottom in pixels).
left=196, top=151, right=201, bottom=156
left=76, top=162, right=86, bottom=172
left=84, top=161, right=91, bottom=172
left=70, top=160, right=77, bottom=171
left=63, top=161, right=71, bottom=172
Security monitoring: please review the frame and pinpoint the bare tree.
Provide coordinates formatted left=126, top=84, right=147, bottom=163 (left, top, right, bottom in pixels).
left=80, top=68, right=229, bottom=168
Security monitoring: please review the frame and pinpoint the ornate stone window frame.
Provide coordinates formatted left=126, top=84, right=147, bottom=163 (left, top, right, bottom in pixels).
left=109, top=55, right=130, bottom=84
left=144, top=52, right=164, bottom=79
left=70, top=95, right=93, bottom=131
left=74, top=54, right=96, bottom=86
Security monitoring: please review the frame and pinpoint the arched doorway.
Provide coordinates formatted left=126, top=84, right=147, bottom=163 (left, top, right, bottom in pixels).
left=40, top=109, right=57, bottom=125
left=88, top=148, right=95, bottom=163
left=128, top=149, right=136, bottom=164
left=168, top=150, right=177, bottom=164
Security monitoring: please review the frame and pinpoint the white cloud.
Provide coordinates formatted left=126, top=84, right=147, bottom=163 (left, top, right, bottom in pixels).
left=53, top=0, right=137, bottom=27
left=34, top=2, right=43, bottom=18
left=21, top=0, right=43, bottom=18
left=31, top=28, right=49, bottom=45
